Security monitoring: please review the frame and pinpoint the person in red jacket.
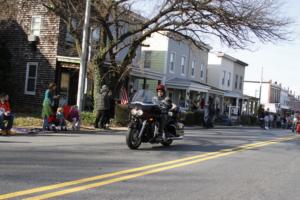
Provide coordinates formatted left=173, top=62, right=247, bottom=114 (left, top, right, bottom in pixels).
left=0, top=93, right=15, bottom=135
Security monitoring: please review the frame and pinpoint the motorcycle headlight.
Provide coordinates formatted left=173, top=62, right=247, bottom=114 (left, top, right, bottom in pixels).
left=131, top=109, right=138, bottom=116
left=137, top=110, right=143, bottom=116
left=168, top=111, right=173, bottom=117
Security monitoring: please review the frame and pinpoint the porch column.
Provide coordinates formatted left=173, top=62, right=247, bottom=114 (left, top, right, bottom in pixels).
left=241, top=98, right=245, bottom=114
left=205, top=92, right=209, bottom=105
left=236, top=98, right=239, bottom=107
left=221, top=96, right=225, bottom=114
left=142, top=78, right=146, bottom=89
left=246, top=100, right=250, bottom=115
left=186, top=89, right=190, bottom=109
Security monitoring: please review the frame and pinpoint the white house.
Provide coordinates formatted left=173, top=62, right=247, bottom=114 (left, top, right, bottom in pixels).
left=208, top=52, right=248, bottom=115
left=243, top=80, right=282, bottom=113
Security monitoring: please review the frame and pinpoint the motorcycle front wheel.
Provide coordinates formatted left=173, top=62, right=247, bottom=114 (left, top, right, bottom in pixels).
left=126, top=128, right=142, bottom=149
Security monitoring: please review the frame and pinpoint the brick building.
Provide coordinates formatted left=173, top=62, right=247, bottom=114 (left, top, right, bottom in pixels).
left=0, top=1, right=83, bottom=112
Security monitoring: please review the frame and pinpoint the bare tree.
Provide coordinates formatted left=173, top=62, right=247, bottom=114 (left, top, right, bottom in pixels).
left=12, top=0, right=294, bottom=107
left=0, top=0, right=17, bottom=20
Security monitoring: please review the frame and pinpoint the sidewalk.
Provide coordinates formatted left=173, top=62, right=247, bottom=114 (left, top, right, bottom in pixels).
left=2, top=125, right=128, bottom=136
left=4, top=124, right=261, bottom=136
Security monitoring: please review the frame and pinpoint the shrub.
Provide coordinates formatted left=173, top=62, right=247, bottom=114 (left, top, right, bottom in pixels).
left=193, top=111, right=204, bottom=126
left=183, top=111, right=204, bottom=126
left=239, top=114, right=258, bottom=126
left=250, top=115, right=258, bottom=125
left=81, top=112, right=95, bottom=126
left=114, top=104, right=129, bottom=126
left=183, top=111, right=195, bottom=125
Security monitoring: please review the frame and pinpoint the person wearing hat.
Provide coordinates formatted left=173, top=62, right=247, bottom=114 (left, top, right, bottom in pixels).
left=153, top=84, right=171, bottom=140
left=94, top=85, right=110, bottom=129
left=0, top=93, right=15, bottom=135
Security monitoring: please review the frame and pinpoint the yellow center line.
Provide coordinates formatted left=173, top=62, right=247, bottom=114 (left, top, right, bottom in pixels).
left=0, top=136, right=297, bottom=200
left=23, top=136, right=297, bottom=200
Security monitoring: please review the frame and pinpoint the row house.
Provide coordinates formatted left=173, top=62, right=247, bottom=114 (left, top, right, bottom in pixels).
left=287, top=92, right=300, bottom=112
left=140, top=32, right=211, bottom=108
left=207, top=52, right=248, bottom=116
left=243, top=80, right=300, bottom=114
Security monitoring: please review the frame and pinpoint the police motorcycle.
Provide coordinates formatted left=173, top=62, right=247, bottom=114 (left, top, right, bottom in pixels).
left=126, top=89, right=184, bottom=150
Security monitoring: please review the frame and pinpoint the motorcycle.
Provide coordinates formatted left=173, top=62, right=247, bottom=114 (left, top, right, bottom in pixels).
left=126, top=89, right=184, bottom=149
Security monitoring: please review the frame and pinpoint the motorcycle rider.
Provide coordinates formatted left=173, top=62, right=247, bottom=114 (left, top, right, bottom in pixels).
left=153, top=84, right=172, bottom=140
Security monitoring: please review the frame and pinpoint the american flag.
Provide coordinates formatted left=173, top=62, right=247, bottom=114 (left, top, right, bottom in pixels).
left=120, top=86, right=129, bottom=104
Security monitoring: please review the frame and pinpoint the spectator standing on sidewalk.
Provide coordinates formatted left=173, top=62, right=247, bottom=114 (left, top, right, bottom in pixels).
left=257, top=105, right=265, bottom=129
left=106, top=90, right=115, bottom=127
left=42, top=82, right=59, bottom=130
left=94, top=85, right=110, bottom=129
left=269, top=113, right=274, bottom=129
left=0, top=93, right=15, bottom=135
left=264, top=110, right=270, bottom=130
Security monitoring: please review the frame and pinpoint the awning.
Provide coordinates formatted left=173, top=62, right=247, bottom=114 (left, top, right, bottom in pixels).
left=57, top=56, right=80, bottom=64
left=166, top=78, right=210, bottom=93
left=280, top=105, right=290, bottom=110
left=209, top=87, right=225, bottom=96
left=243, top=95, right=259, bottom=101
left=224, top=91, right=243, bottom=98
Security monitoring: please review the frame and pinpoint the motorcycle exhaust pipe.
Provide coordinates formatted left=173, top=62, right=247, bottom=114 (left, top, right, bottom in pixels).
left=167, top=136, right=184, bottom=140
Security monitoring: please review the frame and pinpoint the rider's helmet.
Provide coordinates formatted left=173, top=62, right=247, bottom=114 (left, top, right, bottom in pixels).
left=156, top=84, right=165, bottom=92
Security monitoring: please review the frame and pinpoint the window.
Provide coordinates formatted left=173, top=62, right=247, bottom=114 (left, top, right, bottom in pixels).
left=181, top=56, right=186, bottom=75
left=144, top=51, right=151, bottom=68
left=31, top=16, right=42, bottom=36
left=191, top=60, right=195, bottom=77
left=235, top=74, right=238, bottom=89
left=25, top=62, right=38, bottom=95
left=66, top=18, right=78, bottom=44
left=227, top=72, right=231, bottom=87
left=169, top=52, right=175, bottom=72
left=239, top=76, right=243, bottom=90
left=200, top=64, right=204, bottom=79
left=222, top=71, right=226, bottom=85
left=92, top=27, right=100, bottom=44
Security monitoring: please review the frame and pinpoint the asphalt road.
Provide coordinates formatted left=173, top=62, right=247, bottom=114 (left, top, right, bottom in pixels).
left=1, top=128, right=300, bottom=200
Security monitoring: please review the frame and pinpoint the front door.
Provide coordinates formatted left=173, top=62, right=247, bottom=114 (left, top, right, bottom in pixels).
left=60, top=72, right=70, bottom=100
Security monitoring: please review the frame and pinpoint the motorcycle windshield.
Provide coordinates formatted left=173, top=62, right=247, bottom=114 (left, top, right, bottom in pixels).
left=131, top=90, right=156, bottom=105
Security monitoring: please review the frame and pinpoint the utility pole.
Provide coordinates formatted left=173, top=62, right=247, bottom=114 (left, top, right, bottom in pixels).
left=258, top=67, right=263, bottom=106
left=77, top=0, right=91, bottom=111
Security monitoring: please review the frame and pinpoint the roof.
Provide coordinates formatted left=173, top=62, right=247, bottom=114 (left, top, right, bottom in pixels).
left=214, top=52, right=248, bottom=67
left=243, top=95, right=259, bottom=100
left=57, top=56, right=80, bottom=64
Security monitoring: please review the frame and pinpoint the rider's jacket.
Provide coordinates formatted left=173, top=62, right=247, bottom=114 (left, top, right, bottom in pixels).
left=153, top=96, right=172, bottom=114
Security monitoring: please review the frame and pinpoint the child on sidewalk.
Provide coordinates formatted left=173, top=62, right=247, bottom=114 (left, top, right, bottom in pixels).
left=68, top=105, right=80, bottom=131
left=56, top=107, right=67, bottom=131
left=0, top=93, right=15, bottom=135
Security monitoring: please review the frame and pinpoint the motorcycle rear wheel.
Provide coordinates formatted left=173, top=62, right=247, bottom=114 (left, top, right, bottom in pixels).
left=126, top=128, right=142, bottom=149
left=161, top=139, right=173, bottom=146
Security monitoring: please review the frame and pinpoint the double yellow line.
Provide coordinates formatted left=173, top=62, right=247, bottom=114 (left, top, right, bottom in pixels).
left=0, top=136, right=297, bottom=200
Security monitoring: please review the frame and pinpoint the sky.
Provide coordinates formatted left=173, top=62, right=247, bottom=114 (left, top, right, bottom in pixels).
left=133, top=0, right=300, bottom=94
left=215, top=0, right=300, bottom=95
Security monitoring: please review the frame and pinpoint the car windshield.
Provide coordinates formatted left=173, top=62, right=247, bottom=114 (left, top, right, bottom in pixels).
left=131, top=89, right=155, bottom=104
